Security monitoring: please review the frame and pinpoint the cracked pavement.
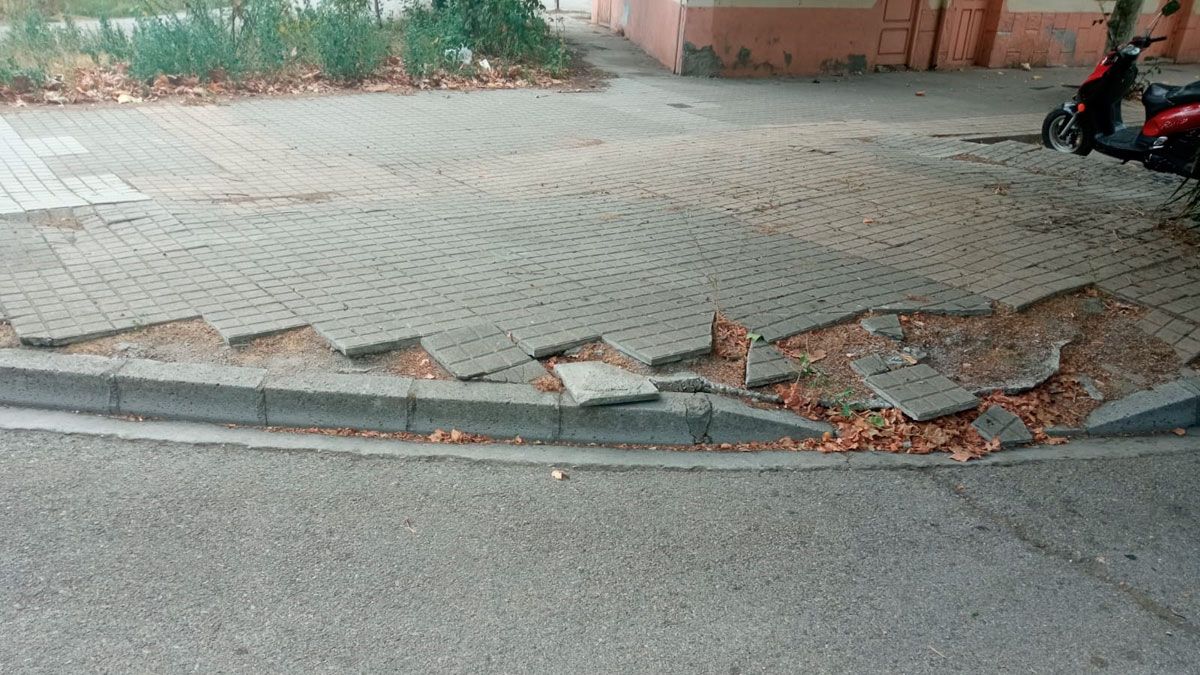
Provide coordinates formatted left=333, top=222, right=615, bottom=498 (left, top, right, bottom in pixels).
left=0, top=20, right=1198, bottom=366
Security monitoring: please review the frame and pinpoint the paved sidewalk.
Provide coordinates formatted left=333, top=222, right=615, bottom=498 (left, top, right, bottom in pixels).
left=1, top=18, right=1199, bottom=363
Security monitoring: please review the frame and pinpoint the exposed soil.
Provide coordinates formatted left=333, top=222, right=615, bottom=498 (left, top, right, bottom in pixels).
left=777, top=325, right=893, bottom=401
left=56, top=319, right=452, bottom=379
left=0, top=322, right=17, bottom=348
left=2, top=51, right=608, bottom=108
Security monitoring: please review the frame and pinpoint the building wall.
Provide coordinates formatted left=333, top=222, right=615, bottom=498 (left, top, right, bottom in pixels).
left=594, top=0, right=1200, bottom=76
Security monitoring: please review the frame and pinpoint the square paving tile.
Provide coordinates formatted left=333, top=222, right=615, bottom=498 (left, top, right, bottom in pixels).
left=864, top=364, right=977, bottom=421
left=421, top=323, right=538, bottom=380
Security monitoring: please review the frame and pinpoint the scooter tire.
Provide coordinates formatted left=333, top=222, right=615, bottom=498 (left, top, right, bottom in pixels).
left=1042, top=108, right=1093, bottom=156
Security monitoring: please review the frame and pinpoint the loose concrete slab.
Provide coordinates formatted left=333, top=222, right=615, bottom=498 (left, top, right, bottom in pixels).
left=421, top=323, right=538, bottom=380
left=745, top=341, right=794, bottom=388
left=477, top=360, right=548, bottom=384
left=864, top=364, right=977, bottom=421
left=972, top=405, right=1033, bottom=448
left=554, top=361, right=660, bottom=407
left=861, top=314, right=904, bottom=340
left=851, top=354, right=891, bottom=377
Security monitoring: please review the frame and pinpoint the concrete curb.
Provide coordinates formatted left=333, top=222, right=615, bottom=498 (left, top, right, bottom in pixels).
left=1084, top=376, right=1200, bottom=436
left=0, top=406, right=1195, bottom=472
left=0, top=349, right=831, bottom=446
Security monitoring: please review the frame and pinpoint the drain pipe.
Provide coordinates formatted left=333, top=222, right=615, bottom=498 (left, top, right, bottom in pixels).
left=926, top=0, right=945, bottom=70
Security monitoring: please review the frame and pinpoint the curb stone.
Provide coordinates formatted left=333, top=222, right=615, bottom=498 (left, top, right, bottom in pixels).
left=1085, top=377, right=1200, bottom=436
left=0, top=348, right=830, bottom=445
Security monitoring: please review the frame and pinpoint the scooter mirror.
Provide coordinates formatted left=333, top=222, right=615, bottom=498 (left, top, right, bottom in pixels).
left=1163, top=0, right=1181, bottom=17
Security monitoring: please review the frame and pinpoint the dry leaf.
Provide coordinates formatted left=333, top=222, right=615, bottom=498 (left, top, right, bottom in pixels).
left=949, top=450, right=975, bottom=462
left=551, top=469, right=568, bottom=481
left=808, top=349, right=827, bottom=363
left=450, top=429, right=464, bottom=443
left=915, top=90, right=926, bottom=97
left=1173, top=427, right=1187, bottom=436
left=863, top=217, right=876, bottom=224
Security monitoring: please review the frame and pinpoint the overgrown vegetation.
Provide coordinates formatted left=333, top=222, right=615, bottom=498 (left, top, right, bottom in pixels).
left=0, top=0, right=569, bottom=99
left=0, top=0, right=199, bottom=19
left=402, top=0, right=565, bottom=76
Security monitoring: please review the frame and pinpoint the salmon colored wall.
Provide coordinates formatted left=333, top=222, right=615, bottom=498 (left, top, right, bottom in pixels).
left=982, top=0, right=1181, bottom=68
left=592, top=0, right=683, bottom=71
left=682, top=5, right=887, bottom=76
left=592, top=0, right=1200, bottom=77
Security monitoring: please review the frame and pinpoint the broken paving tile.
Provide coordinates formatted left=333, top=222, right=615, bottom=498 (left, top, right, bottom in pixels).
left=884, top=346, right=928, bottom=369
left=477, top=360, right=547, bottom=384
left=421, top=323, right=537, bottom=380
left=745, top=341, right=794, bottom=388
left=864, top=364, right=977, bottom=421
left=972, top=406, right=1033, bottom=448
left=861, top=314, right=904, bottom=341
left=851, top=353, right=891, bottom=377
left=554, top=361, right=660, bottom=407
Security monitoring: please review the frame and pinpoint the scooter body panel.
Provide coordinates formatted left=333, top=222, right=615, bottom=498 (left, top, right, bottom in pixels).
left=1143, top=102, right=1200, bottom=137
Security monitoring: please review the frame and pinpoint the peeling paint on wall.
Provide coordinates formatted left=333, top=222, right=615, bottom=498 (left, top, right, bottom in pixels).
left=736, top=47, right=752, bottom=67
left=681, top=42, right=724, bottom=76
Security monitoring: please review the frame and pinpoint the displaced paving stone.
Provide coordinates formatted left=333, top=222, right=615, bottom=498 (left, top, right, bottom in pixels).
left=864, top=364, right=977, bottom=421
left=1074, top=374, right=1105, bottom=401
left=554, top=361, right=660, bottom=407
left=884, top=346, right=928, bottom=369
left=1080, top=297, right=1106, bottom=316
left=477, top=360, right=547, bottom=384
left=745, top=341, right=794, bottom=388
left=971, top=405, right=1033, bottom=448
left=861, top=314, right=904, bottom=340
left=851, top=354, right=891, bottom=377
left=650, top=372, right=706, bottom=393
left=421, top=323, right=537, bottom=380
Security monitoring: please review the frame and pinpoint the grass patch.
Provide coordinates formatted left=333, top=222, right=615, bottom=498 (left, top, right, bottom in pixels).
left=0, top=0, right=570, bottom=96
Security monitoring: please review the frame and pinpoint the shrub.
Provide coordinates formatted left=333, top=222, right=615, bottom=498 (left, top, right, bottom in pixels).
left=401, top=0, right=565, bottom=77
left=311, top=3, right=389, bottom=82
left=131, top=1, right=240, bottom=81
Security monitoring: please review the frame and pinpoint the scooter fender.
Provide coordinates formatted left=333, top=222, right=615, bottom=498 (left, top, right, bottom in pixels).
left=1143, top=102, right=1200, bottom=137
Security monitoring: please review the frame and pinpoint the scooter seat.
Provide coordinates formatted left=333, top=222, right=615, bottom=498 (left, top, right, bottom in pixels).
left=1143, top=82, right=1177, bottom=116
left=1166, top=81, right=1200, bottom=106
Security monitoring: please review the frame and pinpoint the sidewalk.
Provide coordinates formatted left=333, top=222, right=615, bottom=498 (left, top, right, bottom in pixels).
left=0, top=18, right=1197, bottom=385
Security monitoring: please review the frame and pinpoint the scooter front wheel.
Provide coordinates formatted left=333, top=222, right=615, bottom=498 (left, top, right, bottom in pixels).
left=1042, top=108, right=1093, bottom=156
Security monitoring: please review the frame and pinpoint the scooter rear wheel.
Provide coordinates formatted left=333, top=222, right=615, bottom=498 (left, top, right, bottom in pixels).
left=1042, top=108, right=1093, bottom=156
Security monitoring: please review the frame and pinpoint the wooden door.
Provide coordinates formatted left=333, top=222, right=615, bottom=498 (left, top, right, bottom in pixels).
left=941, top=0, right=988, bottom=67
left=877, top=0, right=918, bottom=66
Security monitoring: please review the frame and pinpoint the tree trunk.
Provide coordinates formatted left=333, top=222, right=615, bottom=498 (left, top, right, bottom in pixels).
left=1107, top=0, right=1146, bottom=51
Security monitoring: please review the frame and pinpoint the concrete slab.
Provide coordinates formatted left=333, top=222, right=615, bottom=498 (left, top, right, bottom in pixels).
left=745, top=341, right=793, bottom=388
left=115, top=359, right=266, bottom=425
left=861, top=314, right=904, bottom=340
left=972, top=405, right=1033, bottom=448
left=0, top=348, right=119, bottom=413
left=864, top=364, right=977, bottom=421
left=264, top=372, right=412, bottom=431
left=421, top=323, right=537, bottom=380
left=851, top=354, right=891, bottom=377
left=1085, top=379, right=1200, bottom=436
left=554, top=361, right=659, bottom=407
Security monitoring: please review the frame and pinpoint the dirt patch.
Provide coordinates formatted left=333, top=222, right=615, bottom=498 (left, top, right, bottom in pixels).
left=777, top=325, right=893, bottom=401
left=545, top=341, right=649, bottom=374
left=1157, top=217, right=1200, bottom=250
left=3, top=51, right=608, bottom=107
left=0, top=322, right=17, bottom=348
left=27, top=208, right=85, bottom=230
left=55, top=319, right=451, bottom=380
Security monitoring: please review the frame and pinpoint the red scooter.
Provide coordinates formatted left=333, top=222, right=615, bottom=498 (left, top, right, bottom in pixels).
left=1042, top=0, right=1200, bottom=176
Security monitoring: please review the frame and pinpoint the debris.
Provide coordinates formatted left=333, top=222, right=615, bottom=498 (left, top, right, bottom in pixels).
left=861, top=314, right=904, bottom=341
left=745, top=341, right=794, bottom=388
left=915, top=90, right=926, bottom=96
left=851, top=354, right=891, bottom=377
left=551, top=468, right=569, bottom=480
left=1174, top=428, right=1188, bottom=436
left=479, top=58, right=492, bottom=72
left=971, top=405, right=1034, bottom=448
left=1020, top=62, right=1032, bottom=71
left=1081, top=297, right=1106, bottom=316
left=116, top=93, right=142, bottom=104
left=1074, top=374, right=1105, bottom=401
left=554, top=361, right=660, bottom=406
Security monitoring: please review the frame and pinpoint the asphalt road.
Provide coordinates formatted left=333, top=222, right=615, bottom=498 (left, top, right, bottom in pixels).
left=2, top=429, right=1199, bottom=673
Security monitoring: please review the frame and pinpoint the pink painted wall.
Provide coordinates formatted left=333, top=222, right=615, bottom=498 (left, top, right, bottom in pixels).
left=593, top=0, right=1200, bottom=77
left=682, top=5, right=888, bottom=76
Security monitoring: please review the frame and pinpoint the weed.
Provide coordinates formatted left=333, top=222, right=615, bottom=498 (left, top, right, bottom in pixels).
left=311, top=2, right=389, bottom=82
left=401, top=0, right=565, bottom=76
left=831, top=388, right=855, bottom=419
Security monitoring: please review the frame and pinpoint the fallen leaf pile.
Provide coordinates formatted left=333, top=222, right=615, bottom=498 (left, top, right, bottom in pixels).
left=1, top=55, right=584, bottom=107
left=712, top=313, right=749, bottom=360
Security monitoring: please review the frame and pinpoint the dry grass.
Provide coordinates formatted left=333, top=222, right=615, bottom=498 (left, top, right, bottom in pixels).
left=0, top=322, right=17, bottom=348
